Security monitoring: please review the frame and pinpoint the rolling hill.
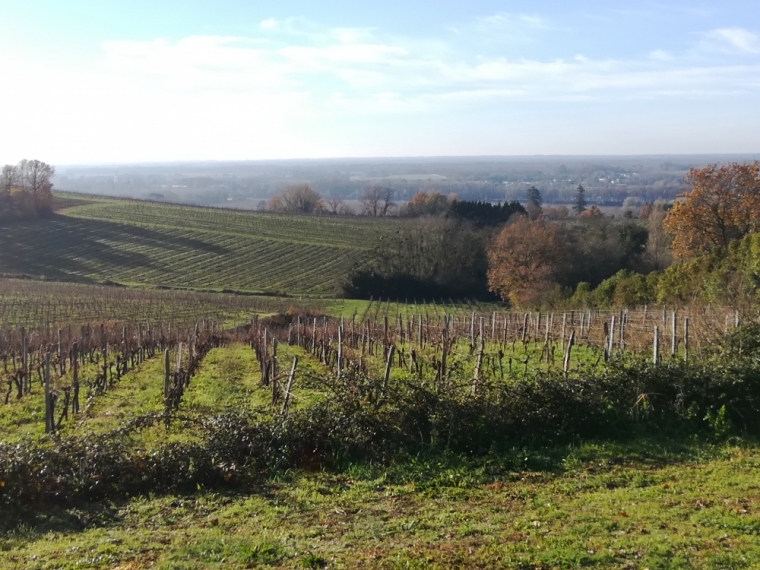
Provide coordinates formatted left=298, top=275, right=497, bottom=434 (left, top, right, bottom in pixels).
left=0, top=194, right=396, bottom=296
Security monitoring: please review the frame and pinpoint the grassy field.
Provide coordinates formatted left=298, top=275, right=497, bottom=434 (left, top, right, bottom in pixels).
left=3, top=428, right=759, bottom=569
left=0, top=193, right=399, bottom=296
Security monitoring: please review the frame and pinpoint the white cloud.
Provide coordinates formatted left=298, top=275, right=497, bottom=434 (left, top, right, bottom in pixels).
left=474, top=12, right=552, bottom=33
left=92, top=32, right=760, bottom=111
left=703, top=28, right=760, bottom=54
left=649, top=49, right=674, bottom=62
left=330, top=28, right=376, bottom=44
left=2, top=15, right=760, bottom=163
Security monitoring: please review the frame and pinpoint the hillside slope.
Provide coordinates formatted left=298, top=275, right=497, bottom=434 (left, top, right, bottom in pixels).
left=0, top=194, right=393, bottom=295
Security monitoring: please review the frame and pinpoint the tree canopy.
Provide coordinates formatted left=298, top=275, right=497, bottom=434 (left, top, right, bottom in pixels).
left=487, top=218, right=562, bottom=306
left=664, top=162, right=760, bottom=258
left=267, top=184, right=323, bottom=214
left=0, top=159, right=55, bottom=221
left=574, top=184, right=587, bottom=215
left=447, top=199, right=526, bottom=227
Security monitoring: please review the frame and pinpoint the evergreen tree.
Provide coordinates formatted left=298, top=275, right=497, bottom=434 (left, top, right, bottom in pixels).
left=574, top=184, right=587, bottom=215
left=526, top=186, right=543, bottom=208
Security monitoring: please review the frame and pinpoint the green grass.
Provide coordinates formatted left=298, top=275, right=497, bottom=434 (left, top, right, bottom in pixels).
left=76, top=354, right=168, bottom=434
left=0, top=193, right=400, bottom=296
left=0, top=356, right=121, bottom=443
left=2, top=440, right=759, bottom=569
left=181, top=345, right=264, bottom=414
left=0, top=342, right=331, bottom=444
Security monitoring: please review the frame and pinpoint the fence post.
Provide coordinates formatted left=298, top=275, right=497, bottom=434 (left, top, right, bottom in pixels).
left=281, top=357, right=298, bottom=415
left=22, top=336, right=28, bottom=394
left=653, top=326, right=659, bottom=365
left=670, top=311, right=677, bottom=357
left=44, top=352, right=52, bottom=433
left=684, top=317, right=689, bottom=363
left=57, top=329, right=62, bottom=373
left=563, top=329, right=575, bottom=379
left=608, top=315, right=616, bottom=356
left=440, top=316, right=449, bottom=388
left=620, top=310, right=626, bottom=350
left=72, top=342, right=79, bottom=414
left=382, top=345, right=396, bottom=401
left=164, top=349, right=170, bottom=398
left=337, top=325, right=343, bottom=378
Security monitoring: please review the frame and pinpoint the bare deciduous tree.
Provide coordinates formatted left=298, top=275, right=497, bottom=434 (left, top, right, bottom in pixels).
left=379, top=187, right=395, bottom=216
left=0, top=159, right=55, bottom=219
left=24, top=160, right=55, bottom=194
left=645, top=203, right=672, bottom=271
left=325, top=198, right=350, bottom=215
left=361, top=185, right=395, bottom=216
left=1, top=165, right=15, bottom=195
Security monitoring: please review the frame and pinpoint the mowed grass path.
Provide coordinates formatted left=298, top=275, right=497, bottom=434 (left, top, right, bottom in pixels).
left=182, top=344, right=264, bottom=414
left=0, top=194, right=398, bottom=295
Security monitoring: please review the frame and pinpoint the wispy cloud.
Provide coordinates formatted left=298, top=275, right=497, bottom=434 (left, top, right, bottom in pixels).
left=4, top=13, right=760, bottom=162
left=451, top=12, right=554, bottom=41
left=649, top=49, right=674, bottom=62
left=95, top=19, right=760, bottom=109
left=702, top=28, right=760, bottom=54
left=474, top=12, right=552, bottom=32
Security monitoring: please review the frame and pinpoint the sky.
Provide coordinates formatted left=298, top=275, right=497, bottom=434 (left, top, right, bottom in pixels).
left=0, top=0, right=759, bottom=164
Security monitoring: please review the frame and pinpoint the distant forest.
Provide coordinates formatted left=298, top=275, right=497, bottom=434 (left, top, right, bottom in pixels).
left=53, top=155, right=759, bottom=210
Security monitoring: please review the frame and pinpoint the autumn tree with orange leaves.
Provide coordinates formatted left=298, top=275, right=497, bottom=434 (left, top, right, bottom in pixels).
left=487, top=217, right=563, bottom=306
left=664, top=162, right=760, bottom=258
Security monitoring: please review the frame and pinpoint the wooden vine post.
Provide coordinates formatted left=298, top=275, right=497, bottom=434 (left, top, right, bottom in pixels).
left=608, top=315, right=616, bottom=357
left=382, top=345, right=396, bottom=401
left=653, top=325, right=659, bottom=365
left=22, top=336, right=28, bottom=394
left=337, top=324, right=343, bottom=378
left=164, top=349, right=170, bottom=398
left=281, top=357, right=298, bottom=415
left=44, top=351, right=52, bottom=433
left=563, top=329, right=575, bottom=379
left=72, top=342, right=79, bottom=415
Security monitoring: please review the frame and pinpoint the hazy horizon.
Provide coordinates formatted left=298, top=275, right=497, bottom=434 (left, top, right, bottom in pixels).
left=52, top=153, right=760, bottom=169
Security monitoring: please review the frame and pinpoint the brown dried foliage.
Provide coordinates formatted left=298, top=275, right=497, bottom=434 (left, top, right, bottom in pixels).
left=664, top=162, right=760, bottom=258
left=487, top=217, right=561, bottom=306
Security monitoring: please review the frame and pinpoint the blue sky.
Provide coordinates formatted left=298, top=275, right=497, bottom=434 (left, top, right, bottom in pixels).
left=1, top=0, right=759, bottom=164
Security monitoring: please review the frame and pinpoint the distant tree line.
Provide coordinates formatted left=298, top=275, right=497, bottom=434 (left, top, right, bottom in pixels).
left=446, top=199, right=526, bottom=227
left=343, top=219, right=491, bottom=300
left=342, top=179, right=677, bottom=304
left=0, top=160, right=55, bottom=221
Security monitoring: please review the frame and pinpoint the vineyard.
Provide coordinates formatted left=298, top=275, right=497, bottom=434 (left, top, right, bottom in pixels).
left=2, top=297, right=760, bottom=567
left=0, top=193, right=399, bottom=295
left=0, top=279, right=325, bottom=329
left=0, top=301, right=743, bottom=461
left=2, top=195, right=760, bottom=568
